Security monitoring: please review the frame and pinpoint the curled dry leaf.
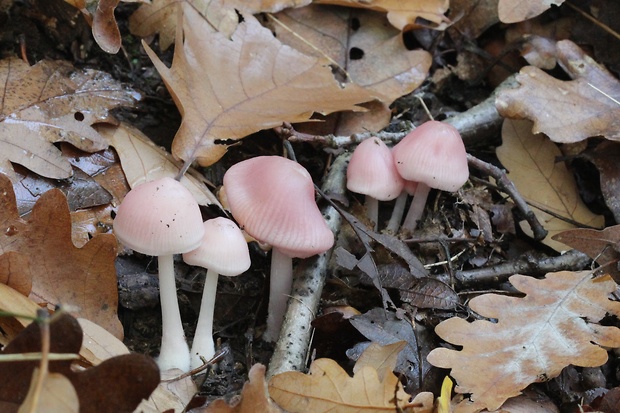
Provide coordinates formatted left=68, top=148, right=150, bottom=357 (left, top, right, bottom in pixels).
left=0, top=283, right=41, bottom=346
left=92, top=0, right=121, bottom=53
left=498, top=0, right=565, bottom=24
left=145, top=3, right=373, bottom=167
left=496, top=119, right=604, bottom=251
left=496, top=40, right=620, bottom=143
left=315, top=0, right=449, bottom=30
left=427, top=271, right=620, bottom=413
left=0, top=58, right=138, bottom=181
left=0, top=174, right=122, bottom=339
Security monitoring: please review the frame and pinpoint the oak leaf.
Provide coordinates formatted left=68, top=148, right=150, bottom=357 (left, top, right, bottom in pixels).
left=0, top=58, right=138, bottom=181
left=427, top=270, right=620, bottom=413
left=19, top=369, right=79, bottom=413
left=0, top=174, right=122, bottom=338
left=145, top=3, right=374, bottom=167
left=498, top=0, right=565, bottom=24
left=496, top=40, right=620, bottom=143
left=269, top=342, right=433, bottom=413
left=496, top=119, right=604, bottom=251
left=92, top=0, right=121, bottom=53
left=315, top=0, right=450, bottom=30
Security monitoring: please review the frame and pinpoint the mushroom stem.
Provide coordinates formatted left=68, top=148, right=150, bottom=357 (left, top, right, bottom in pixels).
left=157, top=254, right=190, bottom=372
left=386, top=192, right=408, bottom=233
left=365, top=196, right=379, bottom=231
left=401, top=183, right=431, bottom=233
left=263, top=248, right=293, bottom=343
left=190, top=268, right=219, bottom=369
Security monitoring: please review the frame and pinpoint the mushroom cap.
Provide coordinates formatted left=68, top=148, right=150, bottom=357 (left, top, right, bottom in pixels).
left=114, top=177, right=205, bottom=256
left=347, top=137, right=404, bottom=201
left=183, top=217, right=251, bottom=276
left=223, top=156, right=334, bottom=259
left=392, top=121, right=469, bottom=191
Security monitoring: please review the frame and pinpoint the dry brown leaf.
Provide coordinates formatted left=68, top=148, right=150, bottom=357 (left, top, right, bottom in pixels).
left=0, top=251, right=31, bottom=296
left=93, top=0, right=121, bottom=53
left=583, top=141, right=620, bottom=223
left=146, top=3, right=374, bottom=167
left=271, top=5, right=431, bottom=133
left=137, top=368, right=197, bottom=413
left=0, top=58, right=138, bottom=181
left=496, top=40, right=620, bottom=143
left=427, top=270, right=620, bottom=413
left=269, top=342, right=433, bottom=413
left=19, top=369, right=79, bottom=413
left=449, top=0, right=499, bottom=40
left=191, top=364, right=281, bottom=413
left=98, top=123, right=220, bottom=206
left=496, top=119, right=604, bottom=251
left=498, top=0, right=565, bottom=23
left=315, top=0, right=449, bottom=30
left=0, top=174, right=122, bottom=339
left=0, top=283, right=41, bottom=347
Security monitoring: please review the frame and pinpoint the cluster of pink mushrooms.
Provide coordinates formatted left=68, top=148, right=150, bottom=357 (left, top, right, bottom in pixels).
left=347, top=120, right=469, bottom=233
left=112, top=120, right=468, bottom=373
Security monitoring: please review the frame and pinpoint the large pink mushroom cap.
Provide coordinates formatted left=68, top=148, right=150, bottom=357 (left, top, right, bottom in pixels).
left=223, top=156, right=334, bottom=258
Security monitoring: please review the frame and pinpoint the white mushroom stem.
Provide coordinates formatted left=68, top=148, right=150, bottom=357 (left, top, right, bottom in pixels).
left=157, top=254, right=190, bottom=372
left=401, top=183, right=431, bottom=233
left=190, top=269, right=219, bottom=369
left=386, top=192, right=408, bottom=233
left=365, top=196, right=379, bottom=231
left=262, top=248, right=293, bottom=343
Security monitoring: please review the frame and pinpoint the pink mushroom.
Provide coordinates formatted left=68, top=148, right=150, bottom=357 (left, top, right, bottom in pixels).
left=183, top=217, right=250, bottom=369
left=223, top=156, right=334, bottom=342
left=347, top=137, right=404, bottom=230
left=113, top=177, right=204, bottom=372
left=392, top=121, right=469, bottom=233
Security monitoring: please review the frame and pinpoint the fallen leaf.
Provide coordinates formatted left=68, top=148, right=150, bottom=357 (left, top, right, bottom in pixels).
left=99, top=123, right=221, bottom=207
left=0, top=174, right=122, bottom=338
left=92, top=0, right=121, bottom=53
left=271, top=5, right=431, bottom=133
left=427, top=270, right=620, bottom=413
left=145, top=3, right=373, bottom=167
left=0, top=251, right=32, bottom=296
left=353, top=341, right=405, bottom=381
left=495, top=40, right=620, bottom=143
left=401, top=277, right=460, bottom=310
left=496, top=119, right=604, bottom=251
left=0, top=58, right=138, bottom=181
left=77, top=318, right=130, bottom=366
left=0, top=313, right=160, bottom=413
left=0, top=283, right=41, bottom=346
left=315, top=0, right=449, bottom=30
left=552, top=225, right=620, bottom=279
left=18, top=369, right=79, bottom=413
left=449, top=0, right=499, bottom=39
left=498, top=0, right=565, bottom=24
left=190, top=364, right=280, bottom=413
left=583, top=141, right=620, bottom=223
left=137, top=368, right=197, bottom=413
left=269, top=358, right=412, bottom=412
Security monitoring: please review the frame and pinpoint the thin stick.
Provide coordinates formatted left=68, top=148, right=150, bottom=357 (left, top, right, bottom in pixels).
left=27, top=309, right=51, bottom=413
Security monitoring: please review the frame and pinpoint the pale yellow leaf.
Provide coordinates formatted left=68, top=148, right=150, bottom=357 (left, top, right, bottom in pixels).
left=427, top=271, right=620, bottom=413
left=146, top=4, right=374, bottom=167
left=353, top=341, right=406, bottom=381
left=0, top=283, right=40, bottom=346
left=135, top=368, right=197, bottom=413
left=496, top=119, right=604, bottom=251
left=98, top=123, right=220, bottom=207
left=19, top=369, right=79, bottom=413
left=78, top=318, right=130, bottom=366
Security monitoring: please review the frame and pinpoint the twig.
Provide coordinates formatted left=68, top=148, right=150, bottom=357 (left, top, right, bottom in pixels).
left=26, top=309, right=51, bottom=413
left=266, top=152, right=346, bottom=378
left=278, top=74, right=518, bottom=148
left=452, top=249, right=591, bottom=286
left=467, top=153, right=548, bottom=241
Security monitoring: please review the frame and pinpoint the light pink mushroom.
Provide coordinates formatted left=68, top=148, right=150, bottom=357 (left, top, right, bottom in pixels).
left=347, top=137, right=404, bottom=230
left=114, top=177, right=204, bottom=372
left=223, top=156, right=334, bottom=342
left=392, top=121, right=469, bottom=233
left=183, top=217, right=251, bottom=369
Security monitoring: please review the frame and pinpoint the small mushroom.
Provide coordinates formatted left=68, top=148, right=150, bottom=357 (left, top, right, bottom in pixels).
left=183, top=217, right=251, bottom=369
left=113, top=177, right=204, bottom=372
left=392, top=121, right=469, bottom=232
left=223, top=156, right=334, bottom=342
